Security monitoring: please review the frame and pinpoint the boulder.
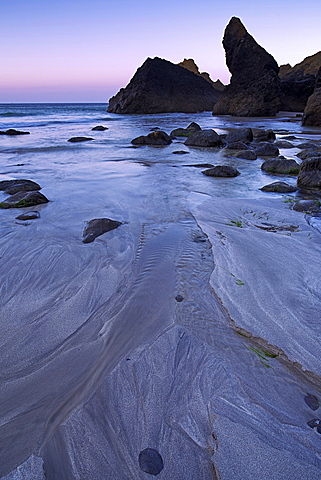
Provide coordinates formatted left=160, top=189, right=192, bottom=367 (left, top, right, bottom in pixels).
left=225, top=141, right=249, bottom=150
left=293, top=199, right=320, bottom=212
left=91, top=126, right=108, bottom=131
left=107, top=57, right=221, bottom=114
left=131, top=131, right=172, bottom=145
left=170, top=122, right=201, bottom=137
left=0, top=191, right=49, bottom=209
left=296, top=149, right=321, bottom=160
left=296, top=142, right=318, bottom=150
left=235, top=150, right=257, bottom=160
left=260, top=181, right=298, bottom=193
left=68, top=137, right=94, bottom=142
left=225, top=127, right=253, bottom=144
left=0, top=129, right=30, bottom=135
left=261, top=158, right=300, bottom=174
left=212, top=17, right=282, bottom=116
left=184, top=130, right=222, bottom=147
left=297, top=158, right=321, bottom=188
left=274, top=140, right=294, bottom=148
left=0, top=179, right=41, bottom=192
left=16, top=211, right=40, bottom=220
left=302, top=67, right=321, bottom=126
left=252, top=128, right=276, bottom=142
left=202, top=165, right=240, bottom=177
left=83, top=218, right=122, bottom=243
left=254, top=143, right=280, bottom=157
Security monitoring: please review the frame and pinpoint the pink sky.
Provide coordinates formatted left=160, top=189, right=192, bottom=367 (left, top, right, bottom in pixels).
left=1, top=0, right=321, bottom=102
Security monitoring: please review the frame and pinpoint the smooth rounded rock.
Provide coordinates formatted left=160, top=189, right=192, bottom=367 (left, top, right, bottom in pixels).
left=235, top=150, right=257, bottom=160
left=261, top=158, right=300, bottom=174
left=138, top=448, right=164, bottom=476
left=184, top=129, right=222, bottom=147
left=202, top=165, right=240, bottom=177
left=260, top=181, right=298, bottom=193
left=304, top=394, right=320, bottom=411
left=83, top=218, right=122, bottom=243
left=16, top=211, right=40, bottom=220
left=68, top=137, right=94, bottom=142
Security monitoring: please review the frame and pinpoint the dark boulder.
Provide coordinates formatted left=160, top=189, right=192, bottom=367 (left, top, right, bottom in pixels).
left=107, top=57, right=221, bottom=114
left=297, top=158, right=321, bottom=188
left=83, top=218, right=122, bottom=243
left=170, top=122, right=201, bottom=137
left=225, top=141, right=249, bottom=150
left=235, top=150, right=257, bottom=160
left=131, top=131, right=172, bottom=145
left=212, top=17, right=282, bottom=116
left=261, top=158, right=300, bottom=174
left=0, top=129, right=30, bottom=135
left=0, top=179, right=41, bottom=192
left=0, top=191, right=49, bottom=209
left=260, top=181, right=298, bottom=193
left=274, top=140, right=294, bottom=149
left=252, top=128, right=276, bottom=142
left=16, top=211, right=40, bottom=220
left=293, top=199, right=320, bottom=212
left=202, top=165, right=240, bottom=177
left=184, top=130, right=222, bottom=147
left=296, top=142, right=318, bottom=150
left=225, top=127, right=253, bottom=144
left=302, top=67, right=321, bottom=126
left=172, top=150, right=189, bottom=154
left=68, top=137, right=94, bottom=142
left=91, top=125, right=108, bottom=131
left=254, top=143, right=280, bottom=157
left=296, top=149, right=321, bottom=161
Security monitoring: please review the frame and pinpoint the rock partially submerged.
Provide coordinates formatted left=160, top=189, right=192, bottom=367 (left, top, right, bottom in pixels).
left=0, top=179, right=41, bottom=193
left=0, top=191, right=49, bottom=209
left=68, top=137, right=94, bottom=142
left=82, top=218, right=122, bottom=243
left=91, top=126, right=108, bottom=131
left=170, top=122, right=201, bottom=137
left=260, top=181, right=298, bottom=193
left=184, top=130, right=222, bottom=147
left=297, top=158, right=321, bottom=188
left=16, top=211, right=41, bottom=220
left=107, top=57, right=221, bottom=114
left=213, top=17, right=281, bottom=116
left=235, top=150, right=257, bottom=160
left=254, top=143, right=280, bottom=157
left=225, top=127, right=253, bottom=144
left=131, top=131, right=172, bottom=146
left=202, top=165, right=240, bottom=177
left=261, top=158, right=300, bottom=174
left=0, top=129, right=30, bottom=135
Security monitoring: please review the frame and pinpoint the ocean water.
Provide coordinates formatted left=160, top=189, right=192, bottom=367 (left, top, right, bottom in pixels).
left=1, top=103, right=321, bottom=479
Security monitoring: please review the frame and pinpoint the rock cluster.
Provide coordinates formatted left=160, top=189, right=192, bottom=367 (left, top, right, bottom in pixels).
left=0, top=179, right=49, bottom=209
left=107, top=57, right=221, bottom=114
left=213, top=17, right=282, bottom=116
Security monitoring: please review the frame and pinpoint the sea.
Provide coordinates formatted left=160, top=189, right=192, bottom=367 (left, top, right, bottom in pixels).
left=1, top=103, right=321, bottom=479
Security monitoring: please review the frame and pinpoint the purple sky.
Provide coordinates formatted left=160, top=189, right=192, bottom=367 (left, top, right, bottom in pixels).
left=1, top=0, right=321, bottom=103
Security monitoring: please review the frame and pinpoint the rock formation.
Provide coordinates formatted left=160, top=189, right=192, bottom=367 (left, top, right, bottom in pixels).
left=278, top=53, right=321, bottom=112
left=107, top=57, right=221, bottom=114
left=302, top=67, right=321, bottom=126
left=213, top=17, right=282, bottom=116
left=178, top=58, right=225, bottom=91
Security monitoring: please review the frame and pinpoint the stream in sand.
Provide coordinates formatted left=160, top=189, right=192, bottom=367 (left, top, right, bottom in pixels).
left=1, top=103, right=321, bottom=479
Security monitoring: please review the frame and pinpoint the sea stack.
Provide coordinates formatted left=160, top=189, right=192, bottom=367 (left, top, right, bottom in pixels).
left=107, top=57, right=221, bottom=114
left=302, top=67, right=321, bottom=126
left=213, top=17, right=282, bottom=116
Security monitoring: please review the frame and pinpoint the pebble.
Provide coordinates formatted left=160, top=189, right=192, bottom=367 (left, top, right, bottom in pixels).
left=138, top=448, right=164, bottom=476
left=304, top=393, right=320, bottom=411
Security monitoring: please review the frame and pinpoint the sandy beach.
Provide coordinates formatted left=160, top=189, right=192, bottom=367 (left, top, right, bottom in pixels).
left=1, top=105, right=321, bottom=479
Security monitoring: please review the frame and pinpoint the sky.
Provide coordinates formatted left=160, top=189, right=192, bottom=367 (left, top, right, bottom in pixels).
left=1, top=0, right=321, bottom=103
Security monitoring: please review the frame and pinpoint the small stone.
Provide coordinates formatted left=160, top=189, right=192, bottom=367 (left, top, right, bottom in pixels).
left=16, top=211, right=40, bottom=220
left=175, top=295, right=184, bottom=302
left=91, top=126, right=108, bottom=131
left=0, top=129, right=30, bottom=135
left=83, top=218, right=122, bottom=243
left=304, top=394, right=320, bottom=411
left=307, top=419, right=321, bottom=428
left=172, top=150, right=189, bottom=154
left=139, top=448, right=164, bottom=476
left=68, top=137, right=94, bottom=142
